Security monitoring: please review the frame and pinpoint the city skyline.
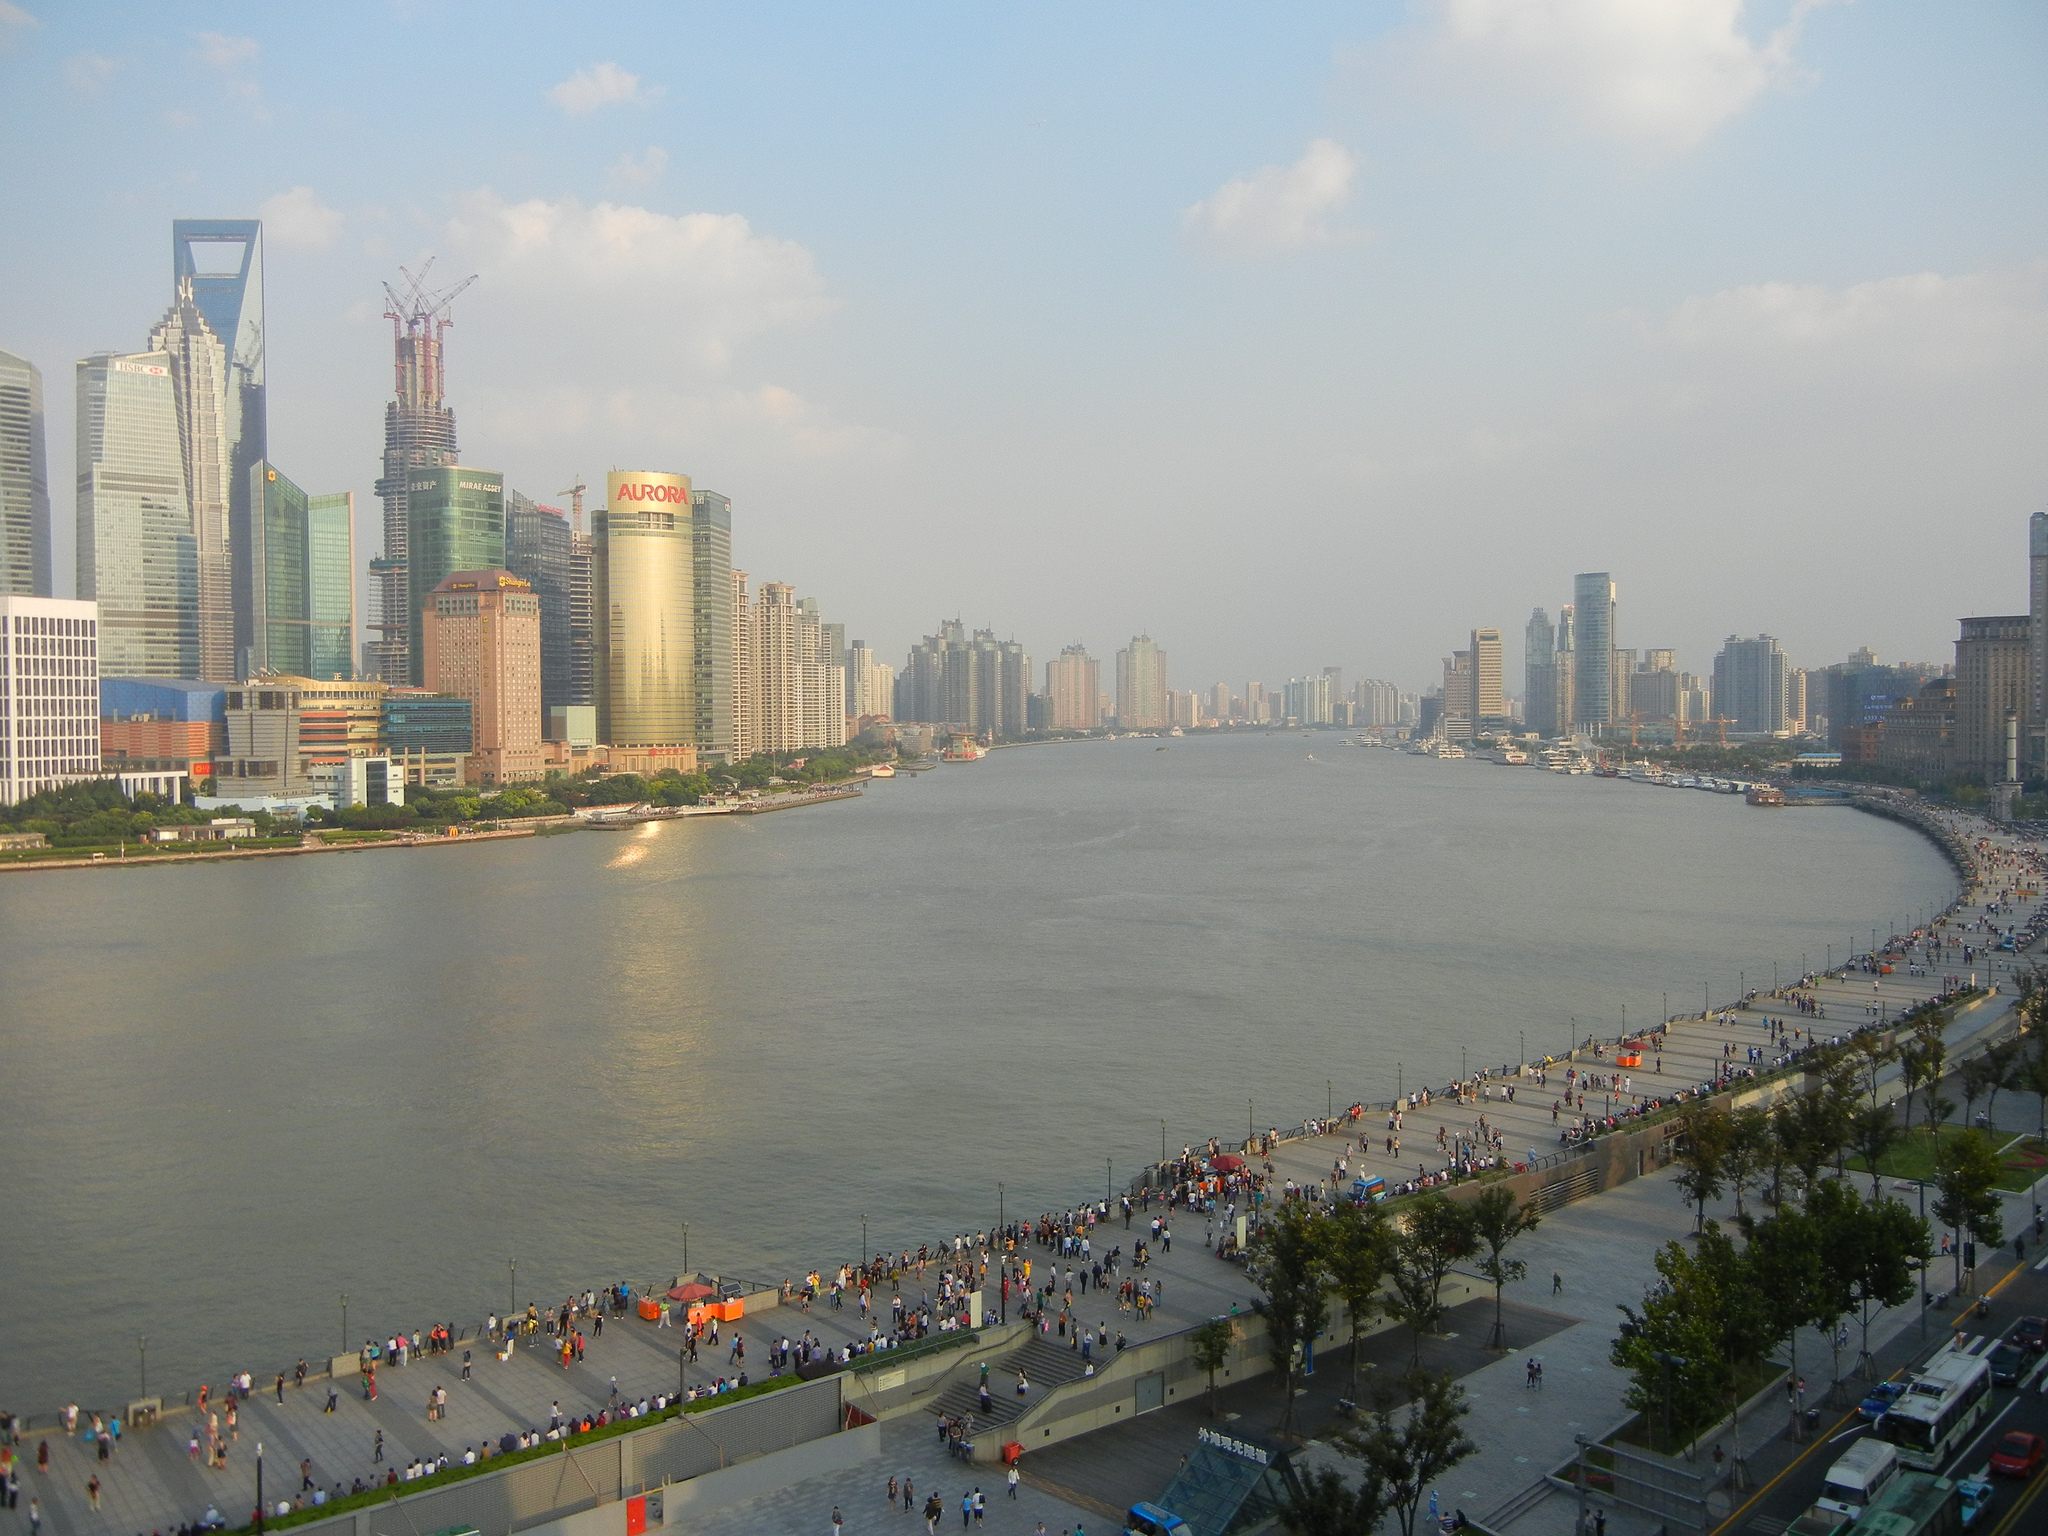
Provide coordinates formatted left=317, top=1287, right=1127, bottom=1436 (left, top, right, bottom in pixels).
left=2, top=3, right=2042, bottom=687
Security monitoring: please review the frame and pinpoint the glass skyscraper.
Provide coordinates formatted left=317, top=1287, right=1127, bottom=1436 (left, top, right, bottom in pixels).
left=593, top=470, right=693, bottom=748
left=503, top=489, right=573, bottom=714
left=76, top=352, right=197, bottom=677
left=0, top=349, right=52, bottom=597
left=250, top=461, right=356, bottom=680
left=404, top=465, right=504, bottom=684
left=691, top=489, right=733, bottom=762
left=172, top=221, right=265, bottom=675
left=150, top=279, right=234, bottom=680
left=1572, top=572, right=1615, bottom=732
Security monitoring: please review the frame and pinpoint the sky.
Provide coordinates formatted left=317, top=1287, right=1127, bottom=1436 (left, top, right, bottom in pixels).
left=2, top=0, right=2045, bottom=694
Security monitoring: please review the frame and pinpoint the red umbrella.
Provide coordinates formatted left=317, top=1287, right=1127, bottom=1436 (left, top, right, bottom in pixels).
left=667, top=1282, right=715, bottom=1303
left=1209, top=1154, right=1244, bottom=1173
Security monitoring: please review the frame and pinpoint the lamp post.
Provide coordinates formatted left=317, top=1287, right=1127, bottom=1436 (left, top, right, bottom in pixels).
left=862, top=1214, right=868, bottom=1269
left=1621, top=1003, right=1627, bottom=1039
left=509, top=1259, right=517, bottom=1315
left=340, top=1293, right=348, bottom=1355
left=682, top=1223, right=689, bottom=1278
left=1327, top=1078, right=1333, bottom=1123
left=1160, top=1119, right=1167, bottom=1165
left=1519, top=1028, right=1525, bottom=1069
left=1702, top=981, right=1709, bottom=1017
left=1572, top=1016, right=1579, bottom=1058
left=1461, top=1045, right=1467, bottom=1082
left=1248, top=1098, right=1253, bottom=1145
left=678, top=1345, right=687, bottom=1399
left=138, top=1335, right=147, bottom=1397
left=999, top=1181, right=1005, bottom=1235
left=1662, top=992, right=1668, bottom=1028
left=1398, top=1062, right=1403, bottom=1101
left=1827, top=943, right=1833, bottom=973
left=256, top=1441, right=265, bottom=1534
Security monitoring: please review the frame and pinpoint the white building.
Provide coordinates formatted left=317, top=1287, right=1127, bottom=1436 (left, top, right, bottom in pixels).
left=1, top=595, right=101, bottom=806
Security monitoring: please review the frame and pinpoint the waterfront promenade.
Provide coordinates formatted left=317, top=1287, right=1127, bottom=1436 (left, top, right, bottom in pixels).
left=7, top=802, right=2039, bottom=1536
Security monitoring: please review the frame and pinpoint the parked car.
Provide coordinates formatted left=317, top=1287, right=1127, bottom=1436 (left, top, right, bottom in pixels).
left=1989, top=1340, right=2027, bottom=1386
left=1990, top=1430, right=2045, bottom=1478
left=1857, top=1380, right=1904, bottom=1420
left=2013, top=1315, right=2048, bottom=1353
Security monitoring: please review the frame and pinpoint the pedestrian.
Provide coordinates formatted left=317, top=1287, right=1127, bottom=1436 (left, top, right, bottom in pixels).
left=300, top=1458, right=313, bottom=1492
left=1007, top=1465, right=1020, bottom=1499
left=1594, top=1510, right=1606, bottom=1536
left=374, top=1430, right=384, bottom=1464
left=324, top=1387, right=338, bottom=1415
left=295, top=1358, right=308, bottom=1390
left=961, top=1489, right=973, bottom=1528
left=903, top=1475, right=915, bottom=1512
left=276, top=1373, right=286, bottom=1403
left=1552, top=1270, right=1563, bottom=1295
left=973, top=1486, right=985, bottom=1524
left=28, top=1497, right=41, bottom=1536
left=87, top=1474, right=100, bottom=1510
left=831, top=1505, right=844, bottom=1534
left=461, top=1349, right=472, bottom=1382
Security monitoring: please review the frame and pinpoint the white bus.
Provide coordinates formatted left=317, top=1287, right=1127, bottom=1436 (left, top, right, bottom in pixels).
left=1876, top=1346, right=1993, bottom=1470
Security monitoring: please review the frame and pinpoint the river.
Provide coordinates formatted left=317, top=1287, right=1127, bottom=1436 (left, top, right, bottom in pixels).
left=0, top=732, right=1955, bottom=1406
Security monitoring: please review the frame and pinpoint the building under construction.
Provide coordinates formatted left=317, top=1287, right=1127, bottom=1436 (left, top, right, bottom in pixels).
left=368, top=263, right=473, bottom=684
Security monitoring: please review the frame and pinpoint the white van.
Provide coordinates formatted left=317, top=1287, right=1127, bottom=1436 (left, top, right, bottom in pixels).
left=1815, top=1438, right=1901, bottom=1522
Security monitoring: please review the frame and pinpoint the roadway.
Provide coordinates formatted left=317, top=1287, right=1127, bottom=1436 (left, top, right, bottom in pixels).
left=1717, top=1247, right=2048, bottom=1536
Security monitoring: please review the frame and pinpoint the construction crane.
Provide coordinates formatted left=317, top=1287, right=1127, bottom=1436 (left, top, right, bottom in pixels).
left=1706, top=715, right=1734, bottom=749
left=558, top=478, right=588, bottom=537
left=382, top=259, right=479, bottom=404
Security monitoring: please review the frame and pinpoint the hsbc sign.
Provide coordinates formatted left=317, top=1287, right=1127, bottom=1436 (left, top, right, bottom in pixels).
left=608, top=470, right=691, bottom=509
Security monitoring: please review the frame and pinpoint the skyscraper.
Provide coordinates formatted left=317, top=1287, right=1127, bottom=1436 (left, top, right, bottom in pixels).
left=569, top=520, right=596, bottom=708
left=149, top=279, right=234, bottom=679
left=1712, top=635, right=1790, bottom=735
left=1441, top=651, right=1473, bottom=741
left=422, top=569, right=543, bottom=784
left=2030, top=513, right=2048, bottom=774
left=0, top=595, right=100, bottom=806
left=691, top=490, right=734, bottom=763
left=1471, top=626, right=1504, bottom=724
left=172, top=221, right=265, bottom=675
left=0, top=349, right=52, bottom=597
left=1571, top=573, right=1614, bottom=732
left=1524, top=608, right=1556, bottom=737
left=404, top=465, right=504, bottom=683
left=76, top=352, right=197, bottom=677
left=370, top=269, right=467, bottom=683
left=591, top=470, right=692, bottom=748
left=1954, top=615, right=2029, bottom=782
left=1115, top=635, right=1167, bottom=728
left=503, top=491, right=573, bottom=714
left=731, top=569, right=755, bottom=756
left=249, top=462, right=355, bottom=680
left=752, top=580, right=800, bottom=752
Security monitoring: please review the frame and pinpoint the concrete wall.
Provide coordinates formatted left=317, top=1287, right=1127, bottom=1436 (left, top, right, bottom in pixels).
left=843, top=1325, right=1026, bottom=1421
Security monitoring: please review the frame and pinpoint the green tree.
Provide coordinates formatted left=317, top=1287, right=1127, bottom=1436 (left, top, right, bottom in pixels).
left=1247, top=1201, right=1329, bottom=1438
left=1467, top=1185, right=1540, bottom=1349
left=1957, top=1054, right=1998, bottom=1134
left=1672, top=1105, right=1733, bottom=1230
left=1849, top=1104, right=1903, bottom=1198
left=1932, top=1128, right=2006, bottom=1295
left=1851, top=1029, right=1896, bottom=1110
left=1320, top=1199, right=1393, bottom=1393
left=1821, top=1183, right=1925, bottom=1378
left=1743, top=1205, right=1828, bottom=1431
left=1385, top=1193, right=1478, bottom=1365
left=1338, top=1369, right=1476, bottom=1536
left=1189, top=1316, right=1235, bottom=1419
left=1721, top=1106, right=1772, bottom=1220
left=1982, top=1034, right=2022, bottom=1129
left=1278, top=1466, right=1389, bottom=1536
left=2021, top=1028, right=2048, bottom=1144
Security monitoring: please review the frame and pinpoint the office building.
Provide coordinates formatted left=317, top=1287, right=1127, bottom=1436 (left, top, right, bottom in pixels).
left=421, top=569, right=543, bottom=784
left=99, top=677, right=226, bottom=779
left=1875, top=678, right=1957, bottom=781
left=1116, top=634, right=1168, bottom=729
left=503, top=491, right=573, bottom=716
left=1441, top=652, right=1473, bottom=741
left=1786, top=668, right=1809, bottom=734
left=1712, top=635, right=1791, bottom=735
left=215, top=675, right=390, bottom=799
left=1523, top=609, right=1556, bottom=736
left=1572, top=573, right=1614, bottom=732
left=1471, top=627, right=1504, bottom=725
left=691, top=490, right=734, bottom=762
left=149, top=278, right=234, bottom=680
left=568, top=520, right=596, bottom=708
left=591, top=470, right=692, bottom=748
left=0, top=350, right=52, bottom=597
left=404, top=465, right=503, bottom=684
left=172, top=221, right=265, bottom=675
left=370, top=270, right=464, bottom=683
left=76, top=352, right=198, bottom=678
left=2031, top=514, right=2048, bottom=773
left=0, top=596, right=100, bottom=805
left=1955, top=615, right=2030, bottom=782
left=249, top=462, right=354, bottom=680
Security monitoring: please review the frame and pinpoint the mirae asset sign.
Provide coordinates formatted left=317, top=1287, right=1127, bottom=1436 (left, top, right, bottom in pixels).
left=608, top=470, right=692, bottom=506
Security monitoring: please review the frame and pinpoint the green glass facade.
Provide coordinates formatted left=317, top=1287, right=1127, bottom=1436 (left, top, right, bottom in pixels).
left=250, top=461, right=356, bottom=680
left=405, top=465, right=503, bottom=685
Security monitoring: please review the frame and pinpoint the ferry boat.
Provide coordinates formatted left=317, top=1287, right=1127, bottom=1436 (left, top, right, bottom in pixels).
left=1168, top=726, right=1184, bottom=737
left=941, top=734, right=987, bottom=762
left=866, top=762, right=897, bottom=779
left=1746, top=784, right=1786, bottom=807
left=1491, top=746, right=1529, bottom=766
left=1438, top=744, right=1466, bottom=760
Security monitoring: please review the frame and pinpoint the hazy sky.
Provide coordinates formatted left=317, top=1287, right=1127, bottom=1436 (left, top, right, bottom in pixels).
left=3, top=1, right=2044, bottom=692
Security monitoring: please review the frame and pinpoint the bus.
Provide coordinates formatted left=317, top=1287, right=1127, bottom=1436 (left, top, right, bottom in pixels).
left=1877, top=1347, right=1993, bottom=1470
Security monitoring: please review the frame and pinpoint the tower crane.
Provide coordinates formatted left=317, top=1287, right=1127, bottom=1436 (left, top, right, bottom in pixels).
left=558, top=478, right=588, bottom=536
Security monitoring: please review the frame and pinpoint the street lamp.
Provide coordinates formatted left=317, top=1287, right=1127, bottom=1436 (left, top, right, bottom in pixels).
left=1160, top=1119, right=1167, bottom=1165
left=1327, top=1078, right=1333, bottom=1123
left=682, top=1223, right=689, bottom=1278
left=862, top=1214, right=868, bottom=1269
left=1248, top=1098, right=1254, bottom=1145
left=257, top=1441, right=265, bottom=1534
left=999, top=1181, right=1005, bottom=1235
left=1662, top=992, right=1668, bottom=1028
left=678, top=1345, right=687, bottom=1399
left=1519, top=1029, right=1525, bottom=1069
left=1107, top=1157, right=1113, bottom=1204
left=340, top=1293, right=348, bottom=1355
left=509, top=1259, right=517, bottom=1315
left=138, top=1335, right=147, bottom=1397
left=1621, top=1003, right=1627, bottom=1039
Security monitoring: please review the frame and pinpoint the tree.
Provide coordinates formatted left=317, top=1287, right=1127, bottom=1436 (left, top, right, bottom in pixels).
left=1932, top=1128, right=2006, bottom=1295
left=1247, top=1201, right=1328, bottom=1438
left=1338, top=1369, right=1477, bottom=1536
left=1386, top=1193, right=1478, bottom=1365
left=1958, top=1055, right=1998, bottom=1134
left=1721, top=1107, right=1772, bottom=1220
left=1320, top=1199, right=1393, bottom=1393
left=1672, top=1105, right=1733, bottom=1230
left=1742, top=1205, right=1828, bottom=1432
left=1189, top=1316, right=1235, bottom=1419
left=1982, top=1034, right=2022, bottom=1129
left=1849, top=1104, right=1903, bottom=1199
left=1823, top=1184, right=1925, bottom=1378
left=1851, top=1029, right=1896, bottom=1110
left=1468, top=1185, right=1541, bottom=1349
left=2021, top=1028, right=2048, bottom=1144
left=1278, top=1465, right=1389, bottom=1536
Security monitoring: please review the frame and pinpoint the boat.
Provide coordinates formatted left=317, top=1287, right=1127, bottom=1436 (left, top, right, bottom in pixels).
left=1168, top=726, right=1184, bottom=737
left=941, top=733, right=987, bottom=762
left=1491, top=746, right=1529, bottom=766
left=1746, top=784, right=1787, bottom=807
left=866, top=763, right=897, bottom=779
left=1438, top=744, right=1466, bottom=760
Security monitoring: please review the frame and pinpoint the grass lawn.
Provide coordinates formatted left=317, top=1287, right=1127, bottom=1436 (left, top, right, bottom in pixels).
left=1848, top=1126, right=2044, bottom=1193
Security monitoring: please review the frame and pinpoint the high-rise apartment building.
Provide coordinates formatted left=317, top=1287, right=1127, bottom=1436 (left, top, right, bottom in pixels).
left=0, top=596, right=100, bottom=805
left=1244, top=681, right=1267, bottom=723
left=752, top=580, right=800, bottom=752
left=370, top=272, right=464, bottom=683
left=149, top=278, right=234, bottom=680
left=1712, top=635, right=1790, bottom=735
left=1471, top=627, right=1504, bottom=724
left=731, top=569, right=755, bottom=757
left=77, top=352, right=197, bottom=678
left=503, top=491, right=572, bottom=716
left=847, top=641, right=894, bottom=721
left=2030, top=513, right=2048, bottom=774
left=0, top=350, right=52, bottom=597
left=1571, top=573, right=1614, bottom=732
left=591, top=470, right=692, bottom=748
left=1355, top=678, right=1400, bottom=727
left=172, top=221, right=265, bottom=676
left=1441, top=652, right=1473, bottom=741
left=1955, top=615, right=2030, bottom=782
left=404, top=466, right=503, bottom=684
left=1047, top=645, right=1100, bottom=730
left=691, top=490, right=734, bottom=763
left=1209, top=682, right=1232, bottom=723
left=248, top=462, right=354, bottom=680
left=421, top=569, right=544, bottom=784
left=1115, top=634, right=1167, bottom=729
left=1285, top=674, right=1334, bottom=726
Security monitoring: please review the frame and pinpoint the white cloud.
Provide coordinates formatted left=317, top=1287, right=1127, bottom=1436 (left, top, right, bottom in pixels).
left=63, top=51, right=119, bottom=91
left=608, top=146, right=669, bottom=189
left=193, top=30, right=258, bottom=71
left=0, top=2, right=38, bottom=34
left=547, top=61, right=652, bottom=115
left=1429, top=0, right=1839, bottom=152
left=259, top=186, right=344, bottom=250
left=1182, top=138, right=1360, bottom=255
